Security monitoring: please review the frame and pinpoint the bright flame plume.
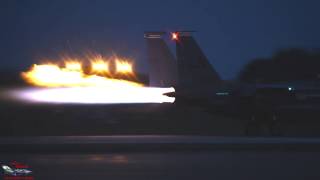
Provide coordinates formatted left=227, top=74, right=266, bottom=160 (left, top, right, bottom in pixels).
left=65, top=61, right=82, bottom=71
left=19, top=56, right=175, bottom=104
left=115, top=59, right=133, bottom=74
left=22, top=61, right=141, bottom=88
left=12, top=87, right=175, bottom=104
left=90, top=55, right=109, bottom=74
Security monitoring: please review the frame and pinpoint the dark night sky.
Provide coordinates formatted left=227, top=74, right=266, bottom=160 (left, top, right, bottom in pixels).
left=1, top=0, right=320, bottom=79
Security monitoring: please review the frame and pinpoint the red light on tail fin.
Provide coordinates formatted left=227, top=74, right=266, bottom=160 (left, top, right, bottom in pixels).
left=171, top=32, right=179, bottom=41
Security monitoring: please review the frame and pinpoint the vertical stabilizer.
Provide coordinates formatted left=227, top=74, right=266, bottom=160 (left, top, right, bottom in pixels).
left=175, top=31, right=221, bottom=94
left=145, top=32, right=178, bottom=87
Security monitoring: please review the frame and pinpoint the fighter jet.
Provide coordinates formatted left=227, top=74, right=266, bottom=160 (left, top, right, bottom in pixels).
left=145, top=31, right=320, bottom=135
left=145, top=31, right=230, bottom=104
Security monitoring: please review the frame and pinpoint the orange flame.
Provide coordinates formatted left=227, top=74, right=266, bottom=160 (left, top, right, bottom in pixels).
left=65, top=61, right=82, bottom=71
left=90, top=56, right=109, bottom=74
left=21, top=57, right=141, bottom=88
left=115, top=59, right=133, bottom=74
left=19, top=55, right=175, bottom=104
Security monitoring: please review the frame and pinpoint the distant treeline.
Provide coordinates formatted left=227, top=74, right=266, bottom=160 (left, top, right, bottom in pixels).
left=238, top=48, right=320, bottom=83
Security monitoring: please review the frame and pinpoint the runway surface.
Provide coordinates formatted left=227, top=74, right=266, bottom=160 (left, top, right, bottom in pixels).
left=1, top=135, right=320, bottom=152
left=1, top=145, right=320, bottom=179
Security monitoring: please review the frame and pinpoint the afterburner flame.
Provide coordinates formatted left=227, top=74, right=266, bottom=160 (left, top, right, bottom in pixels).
left=65, top=61, right=82, bottom=71
left=90, top=55, right=109, bottom=74
left=115, top=59, right=133, bottom=74
left=22, top=60, right=140, bottom=88
left=19, top=55, right=175, bottom=104
left=13, top=87, right=175, bottom=104
left=91, top=60, right=109, bottom=74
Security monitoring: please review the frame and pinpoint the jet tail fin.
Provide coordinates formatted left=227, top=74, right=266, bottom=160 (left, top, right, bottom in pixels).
left=174, top=31, right=222, bottom=94
left=145, top=32, right=178, bottom=87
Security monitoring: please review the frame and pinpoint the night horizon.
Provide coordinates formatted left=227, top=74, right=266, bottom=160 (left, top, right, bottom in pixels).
left=1, top=0, right=320, bottom=79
